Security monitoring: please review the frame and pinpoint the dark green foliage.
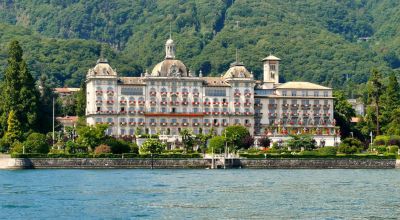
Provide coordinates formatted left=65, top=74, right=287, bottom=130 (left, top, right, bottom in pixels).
left=223, top=125, right=250, bottom=150
left=239, top=153, right=395, bottom=159
left=103, top=137, right=131, bottom=154
left=286, top=135, right=317, bottom=151
left=338, top=137, right=364, bottom=154
left=75, top=81, right=86, bottom=117
left=23, top=132, right=50, bottom=154
left=0, top=1, right=398, bottom=89
left=333, top=91, right=356, bottom=138
left=76, top=124, right=108, bottom=151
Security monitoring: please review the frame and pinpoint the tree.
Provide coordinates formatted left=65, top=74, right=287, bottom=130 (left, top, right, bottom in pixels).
left=333, top=90, right=356, bottom=138
left=385, top=108, right=400, bottom=135
left=180, top=128, right=195, bottom=152
left=76, top=124, right=108, bottom=152
left=75, top=81, right=86, bottom=117
left=366, top=69, right=384, bottom=135
left=2, top=110, right=23, bottom=150
left=287, top=135, right=316, bottom=151
left=380, top=72, right=400, bottom=134
left=0, top=41, right=39, bottom=135
left=37, top=74, right=57, bottom=133
left=240, top=135, right=254, bottom=149
left=23, top=132, right=50, bottom=154
left=208, top=136, right=225, bottom=153
left=223, top=125, right=250, bottom=150
left=103, top=137, right=131, bottom=154
left=195, top=132, right=212, bottom=153
left=140, top=139, right=165, bottom=154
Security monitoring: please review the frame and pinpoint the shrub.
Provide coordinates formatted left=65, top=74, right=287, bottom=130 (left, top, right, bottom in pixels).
left=375, top=146, right=387, bottom=154
left=65, top=140, right=76, bottom=154
left=240, top=135, right=254, bottom=149
left=338, top=137, right=364, bottom=154
left=103, top=137, right=131, bottom=154
left=374, top=135, right=389, bottom=146
left=388, top=145, right=399, bottom=154
left=287, top=135, right=316, bottom=151
left=317, top=146, right=337, bottom=156
left=258, top=137, right=271, bottom=148
left=388, top=136, right=400, bottom=147
left=130, top=142, right=139, bottom=154
left=94, top=144, right=111, bottom=154
left=24, top=133, right=50, bottom=154
left=338, top=145, right=359, bottom=154
left=10, top=141, right=24, bottom=153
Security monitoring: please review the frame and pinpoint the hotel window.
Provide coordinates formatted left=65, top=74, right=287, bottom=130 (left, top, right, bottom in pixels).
left=182, top=108, right=187, bottom=113
left=107, top=118, right=113, bottom=123
left=223, top=108, right=227, bottom=113
left=161, top=107, right=166, bottom=113
left=182, top=119, right=188, bottom=123
left=129, top=118, right=135, bottom=123
left=270, top=64, right=276, bottom=71
left=302, top=90, right=307, bottom=97
left=283, top=100, right=287, bottom=104
left=282, top=91, right=287, bottom=96
left=204, top=119, right=209, bottom=123
left=120, top=129, right=125, bottom=135
left=150, top=81, right=155, bottom=86
left=129, top=129, right=134, bottom=135
left=235, top=119, right=240, bottom=124
left=324, top=100, right=329, bottom=105
left=161, top=81, right=166, bottom=86
left=291, top=90, right=297, bottom=96
left=150, top=107, right=156, bottom=112
left=96, top=118, right=102, bottom=123
left=193, top=108, right=198, bottom=113
left=291, top=100, right=297, bottom=104
left=138, top=118, right=144, bottom=123
left=193, top=88, right=199, bottom=94
left=269, top=99, right=275, bottom=104
left=150, top=118, right=155, bottom=123
left=161, top=118, right=166, bottom=123
left=194, top=97, right=199, bottom=102
left=324, top=91, right=329, bottom=97
left=235, top=108, right=240, bottom=112
left=205, top=108, right=210, bottom=112
left=314, top=91, right=319, bottom=97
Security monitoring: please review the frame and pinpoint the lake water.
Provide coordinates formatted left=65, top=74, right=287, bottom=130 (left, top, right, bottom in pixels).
left=0, top=169, right=399, bottom=219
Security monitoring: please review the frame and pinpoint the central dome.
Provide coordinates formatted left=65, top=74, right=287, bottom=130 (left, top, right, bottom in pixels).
left=150, top=37, right=188, bottom=77
left=151, top=59, right=188, bottom=77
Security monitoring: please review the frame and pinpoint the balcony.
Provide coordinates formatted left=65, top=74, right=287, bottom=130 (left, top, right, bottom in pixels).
left=170, top=101, right=179, bottom=106
left=107, top=122, right=115, bottom=125
left=291, top=113, right=299, bottom=117
left=161, top=101, right=168, bottom=105
left=313, top=104, right=322, bottom=109
left=170, top=122, right=179, bottom=126
left=282, top=104, right=289, bottom=109
left=193, top=92, right=200, bottom=97
left=268, top=113, right=277, bottom=117
left=323, top=113, right=331, bottom=117
left=221, top=112, right=228, bottom=115
left=203, top=111, right=211, bottom=115
left=244, top=112, right=253, bottom=116
left=182, top=92, right=189, bottom=96
left=96, top=90, right=103, bottom=95
left=192, top=101, right=200, bottom=106
left=245, top=123, right=251, bottom=127
left=192, top=122, right=200, bottom=126
left=120, top=122, right=127, bottom=126
left=234, top=102, right=240, bottom=106
left=244, top=92, right=252, bottom=97
left=203, top=101, right=211, bottom=106
left=282, top=113, right=289, bottom=117
left=137, top=111, right=145, bottom=115
left=120, top=100, right=127, bottom=105
left=182, top=122, right=189, bottom=126
left=128, top=122, right=136, bottom=126
left=138, top=122, right=145, bottom=126
left=204, top=122, right=211, bottom=127
left=290, top=104, right=299, bottom=109
left=234, top=112, right=241, bottom=115
left=244, top=102, right=252, bottom=107
left=106, top=100, right=114, bottom=105
left=138, top=101, right=145, bottom=106
left=150, top=122, right=157, bottom=126
left=222, top=102, right=229, bottom=106
left=303, top=113, right=310, bottom=117
left=161, top=92, right=168, bottom=96
left=222, top=123, right=228, bottom=127
left=301, top=104, right=311, bottom=109
left=106, top=110, right=116, bottom=114
left=170, top=92, right=179, bottom=96
left=323, top=104, right=330, bottom=109
left=96, top=100, right=102, bottom=105
left=213, top=112, right=220, bottom=116
left=119, top=111, right=127, bottom=114
left=106, top=90, right=114, bottom=96
left=149, top=91, right=157, bottom=96
left=129, top=101, right=136, bottom=105
left=268, top=104, right=277, bottom=109
left=234, top=92, right=241, bottom=97
left=150, top=101, right=157, bottom=105
left=128, top=110, right=136, bottom=114
left=182, top=101, right=189, bottom=105
left=160, top=122, right=168, bottom=126
left=212, top=102, right=220, bottom=106
left=213, top=123, right=220, bottom=127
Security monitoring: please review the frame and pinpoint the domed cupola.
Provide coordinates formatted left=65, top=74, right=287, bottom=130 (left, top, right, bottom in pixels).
left=151, top=37, right=188, bottom=77
left=223, top=61, right=251, bottom=79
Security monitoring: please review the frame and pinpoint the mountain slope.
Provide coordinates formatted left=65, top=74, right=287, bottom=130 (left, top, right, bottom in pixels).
left=0, top=0, right=399, bottom=92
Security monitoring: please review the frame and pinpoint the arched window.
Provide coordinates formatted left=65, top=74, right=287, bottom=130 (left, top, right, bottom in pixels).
left=182, top=88, right=188, bottom=93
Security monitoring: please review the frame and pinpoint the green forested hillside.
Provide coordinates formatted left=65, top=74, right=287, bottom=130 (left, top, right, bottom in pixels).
left=0, top=0, right=399, bottom=94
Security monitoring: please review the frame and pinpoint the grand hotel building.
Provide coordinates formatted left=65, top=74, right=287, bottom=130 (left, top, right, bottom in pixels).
left=86, top=37, right=339, bottom=144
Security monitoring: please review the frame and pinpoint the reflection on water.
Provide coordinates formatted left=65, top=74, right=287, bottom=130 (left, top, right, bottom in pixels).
left=0, top=169, right=400, bottom=219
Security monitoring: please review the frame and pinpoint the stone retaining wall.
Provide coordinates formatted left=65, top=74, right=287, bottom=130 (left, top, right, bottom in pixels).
left=240, top=158, right=397, bottom=169
left=0, top=158, right=398, bottom=169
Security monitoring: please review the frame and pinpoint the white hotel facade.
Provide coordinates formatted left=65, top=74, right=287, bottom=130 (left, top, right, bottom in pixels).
left=86, top=37, right=339, bottom=145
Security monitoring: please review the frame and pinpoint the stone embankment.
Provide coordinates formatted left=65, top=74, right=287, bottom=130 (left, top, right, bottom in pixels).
left=0, top=157, right=398, bottom=169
